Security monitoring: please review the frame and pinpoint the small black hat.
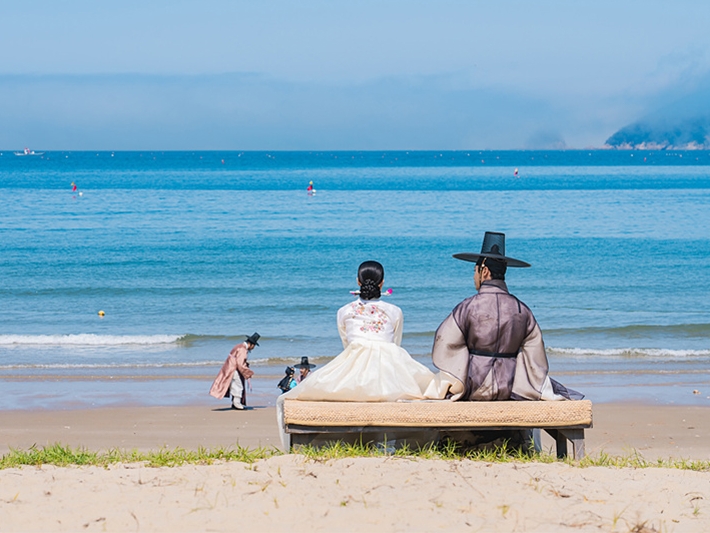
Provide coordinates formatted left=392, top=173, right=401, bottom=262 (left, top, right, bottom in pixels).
left=245, top=332, right=260, bottom=346
left=453, top=232, right=530, bottom=268
left=294, top=356, right=316, bottom=369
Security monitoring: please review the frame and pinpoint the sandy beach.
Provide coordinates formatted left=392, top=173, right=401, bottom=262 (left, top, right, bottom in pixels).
left=2, top=403, right=710, bottom=460
left=1, top=402, right=709, bottom=532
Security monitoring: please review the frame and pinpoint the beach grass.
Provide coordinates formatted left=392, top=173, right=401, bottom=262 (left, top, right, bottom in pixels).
left=295, top=439, right=710, bottom=471
left=0, top=443, right=278, bottom=469
left=3, top=441, right=709, bottom=471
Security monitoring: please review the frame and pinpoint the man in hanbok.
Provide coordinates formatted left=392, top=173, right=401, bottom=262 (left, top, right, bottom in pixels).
left=294, top=356, right=316, bottom=383
left=210, top=332, right=260, bottom=410
left=432, top=232, right=582, bottom=402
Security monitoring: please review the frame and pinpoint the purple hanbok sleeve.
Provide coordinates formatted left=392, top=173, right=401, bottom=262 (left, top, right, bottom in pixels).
left=431, top=313, right=467, bottom=400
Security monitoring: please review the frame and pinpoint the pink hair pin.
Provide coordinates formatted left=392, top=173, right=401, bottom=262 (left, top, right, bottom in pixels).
left=350, top=288, right=393, bottom=296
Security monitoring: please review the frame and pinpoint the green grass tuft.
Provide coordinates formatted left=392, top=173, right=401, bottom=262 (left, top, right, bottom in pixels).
left=293, top=439, right=710, bottom=471
left=2, top=440, right=709, bottom=471
left=0, top=443, right=278, bottom=469
left=293, top=438, right=559, bottom=463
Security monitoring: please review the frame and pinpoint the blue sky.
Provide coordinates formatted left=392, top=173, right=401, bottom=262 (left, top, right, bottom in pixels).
left=2, top=0, right=710, bottom=150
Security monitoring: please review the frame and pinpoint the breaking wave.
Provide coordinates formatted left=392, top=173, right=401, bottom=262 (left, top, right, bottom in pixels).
left=547, top=347, right=710, bottom=358
left=0, top=334, right=187, bottom=347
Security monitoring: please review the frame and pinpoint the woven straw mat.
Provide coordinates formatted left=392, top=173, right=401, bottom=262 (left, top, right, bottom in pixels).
left=283, top=399, right=593, bottom=428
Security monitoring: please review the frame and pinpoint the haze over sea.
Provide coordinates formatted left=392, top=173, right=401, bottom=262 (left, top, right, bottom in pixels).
left=1, top=150, right=709, bottom=409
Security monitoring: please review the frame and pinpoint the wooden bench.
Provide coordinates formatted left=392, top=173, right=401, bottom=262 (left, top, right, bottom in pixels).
left=283, top=399, right=593, bottom=459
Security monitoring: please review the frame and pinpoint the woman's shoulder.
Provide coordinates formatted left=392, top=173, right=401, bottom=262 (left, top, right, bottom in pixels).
left=370, top=299, right=402, bottom=318
left=337, top=299, right=360, bottom=322
left=338, top=299, right=358, bottom=314
left=377, top=297, right=399, bottom=308
left=338, top=298, right=401, bottom=315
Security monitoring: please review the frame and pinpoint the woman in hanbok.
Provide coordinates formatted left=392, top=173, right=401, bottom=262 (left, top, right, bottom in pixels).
left=277, top=261, right=457, bottom=448
left=279, top=261, right=455, bottom=404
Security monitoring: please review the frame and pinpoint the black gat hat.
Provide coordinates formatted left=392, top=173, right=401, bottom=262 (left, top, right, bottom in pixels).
left=453, top=231, right=530, bottom=268
left=294, top=356, right=316, bottom=369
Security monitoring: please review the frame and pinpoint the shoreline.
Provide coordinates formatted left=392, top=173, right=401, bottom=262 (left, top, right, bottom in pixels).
left=3, top=374, right=710, bottom=413
left=2, top=402, right=709, bottom=461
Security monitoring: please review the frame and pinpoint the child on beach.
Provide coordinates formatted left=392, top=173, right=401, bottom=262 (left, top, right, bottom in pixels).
left=277, top=367, right=297, bottom=394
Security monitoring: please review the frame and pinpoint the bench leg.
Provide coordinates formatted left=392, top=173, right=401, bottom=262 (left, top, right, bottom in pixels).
left=559, top=429, right=585, bottom=459
left=554, top=429, right=568, bottom=459
left=544, top=429, right=585, bottom=459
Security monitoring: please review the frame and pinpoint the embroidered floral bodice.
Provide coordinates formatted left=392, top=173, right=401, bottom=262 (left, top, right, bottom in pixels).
left=336, top=298, right=403, bottom=347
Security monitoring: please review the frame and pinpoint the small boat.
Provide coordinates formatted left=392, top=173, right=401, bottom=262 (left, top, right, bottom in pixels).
left=14, top=147, right=44, bottom=156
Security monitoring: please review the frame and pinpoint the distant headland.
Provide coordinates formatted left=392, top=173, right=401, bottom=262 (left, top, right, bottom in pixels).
left=604, top=115, right=710, bottom=150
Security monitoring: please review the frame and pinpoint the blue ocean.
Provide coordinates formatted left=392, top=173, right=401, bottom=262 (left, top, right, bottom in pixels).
left=1, top=150, right=709, bottom=409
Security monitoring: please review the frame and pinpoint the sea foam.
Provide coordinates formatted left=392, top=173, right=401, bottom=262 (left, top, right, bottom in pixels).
left=0, top=334, right=185, bottom=346
left=548, top=347, right=710, bottom=358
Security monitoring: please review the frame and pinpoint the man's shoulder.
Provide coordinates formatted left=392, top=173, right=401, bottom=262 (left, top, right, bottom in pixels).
left=232, top=342, right=248, bottom=354
left=454, top=293, right=478, bottom=307
left=453, top=289, right=534, bottom=313
left=451, top=294, right=478, bottom=316
left=503, top=290, right=533, bottom=313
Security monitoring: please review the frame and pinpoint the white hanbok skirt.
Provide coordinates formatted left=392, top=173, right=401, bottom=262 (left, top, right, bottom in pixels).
left=286, top=340, right=450, bottom=402
left=276, top=340, right=456, bottom=448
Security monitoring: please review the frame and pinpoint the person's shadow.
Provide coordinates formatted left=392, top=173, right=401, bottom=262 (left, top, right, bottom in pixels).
left=211, top=405, right=268, bottom=412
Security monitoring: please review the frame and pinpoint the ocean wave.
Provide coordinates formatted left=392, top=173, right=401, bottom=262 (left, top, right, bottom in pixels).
left=548, top=347, right=710, bottom=358
left=248, top=355, right=335, bottom=367
left=0, top=333, right=302, bottom=349
left=0, top=334, right=187, bottom=347
left=0, top=361, right=223, bottom=370
left=545, top=323, right=710, bottom=338
left=402, top=324, right=710, bottom=340
left=0, top=355, right=337, bottom=371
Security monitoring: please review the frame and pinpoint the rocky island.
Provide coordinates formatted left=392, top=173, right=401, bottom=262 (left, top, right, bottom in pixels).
left=604, top=115, right=710, bottom=149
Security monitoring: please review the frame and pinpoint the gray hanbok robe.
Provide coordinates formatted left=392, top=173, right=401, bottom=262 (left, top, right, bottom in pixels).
left=432, top=279, right=582, bottom=401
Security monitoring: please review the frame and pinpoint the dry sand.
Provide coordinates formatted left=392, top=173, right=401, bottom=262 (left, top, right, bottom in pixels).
left=1, top=403, right=709, bottom=532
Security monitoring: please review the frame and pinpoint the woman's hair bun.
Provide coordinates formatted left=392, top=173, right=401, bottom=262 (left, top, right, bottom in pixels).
left=358, top=261, right=384, bottom=300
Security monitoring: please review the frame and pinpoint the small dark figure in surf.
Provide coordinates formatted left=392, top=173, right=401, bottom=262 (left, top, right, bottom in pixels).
left=295, top=356, right=316, bottom=382
left=277, top=366, right=297, bottom=394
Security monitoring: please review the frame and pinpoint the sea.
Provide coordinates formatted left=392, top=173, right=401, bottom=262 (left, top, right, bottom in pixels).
left=1, top=150, right=709, bottom=410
